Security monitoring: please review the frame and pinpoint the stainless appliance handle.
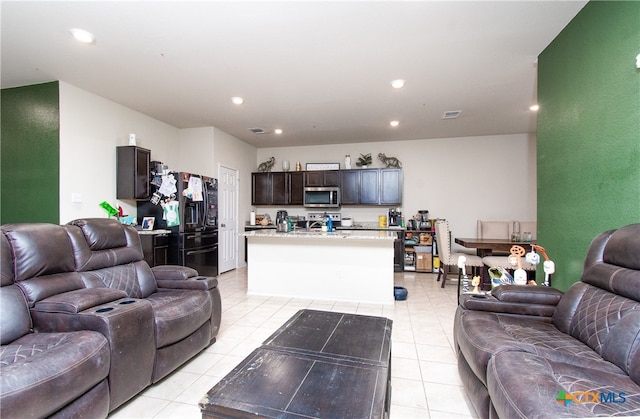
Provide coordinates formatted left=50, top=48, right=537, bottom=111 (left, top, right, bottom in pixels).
left=202, top=176, right=207, bottom=229
left=186, top=247, right=218, bottom=256
left=186, top=233, right=218, bottom=240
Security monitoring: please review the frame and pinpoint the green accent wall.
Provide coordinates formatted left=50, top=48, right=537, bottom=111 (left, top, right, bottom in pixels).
left=537, top=1, right=640, bottom=291
left=1, top=81, right=60, bottom=224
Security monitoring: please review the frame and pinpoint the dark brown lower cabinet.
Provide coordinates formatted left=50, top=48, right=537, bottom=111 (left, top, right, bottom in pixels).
left=140, top=232, right=168, bottom=267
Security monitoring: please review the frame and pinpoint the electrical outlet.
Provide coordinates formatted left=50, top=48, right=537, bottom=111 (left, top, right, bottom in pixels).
left=71, top=192, right=82, bottom=203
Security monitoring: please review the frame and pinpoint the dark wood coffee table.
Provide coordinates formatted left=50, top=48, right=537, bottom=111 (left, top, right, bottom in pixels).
left=200, top=309, right=392, bottom=419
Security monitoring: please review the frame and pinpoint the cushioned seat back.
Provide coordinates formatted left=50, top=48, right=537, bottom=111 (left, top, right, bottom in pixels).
left=554, top=224, right=640, bottom=384
left=1, top=223, right=86, bottom=306
left=477, top=220, right=510, bottom=239
left=65, top=218, right=158, bottom=298
left=1, top=234, right=32, bottom=344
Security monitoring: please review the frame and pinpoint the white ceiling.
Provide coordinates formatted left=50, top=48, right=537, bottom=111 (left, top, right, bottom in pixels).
left=1, top=1, right=587, bottom=148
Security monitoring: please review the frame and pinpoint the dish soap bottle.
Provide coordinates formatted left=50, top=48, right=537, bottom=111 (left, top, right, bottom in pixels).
left=327, top=214, right=333, bottom=232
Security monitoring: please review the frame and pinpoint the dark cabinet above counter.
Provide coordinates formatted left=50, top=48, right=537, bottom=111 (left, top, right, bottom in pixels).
left=252, top=171, right=304, bottom=206
left=117, top=146, right=151, bottom=200
left=340, top=168, right=402, bottom=205
left=304, top=170, right=339, bottom=187
left=251, top=168, right=402, bottom=206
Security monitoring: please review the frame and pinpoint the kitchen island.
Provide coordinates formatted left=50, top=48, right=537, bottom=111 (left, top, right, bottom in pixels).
left=243, top=230, right=396, bottom=304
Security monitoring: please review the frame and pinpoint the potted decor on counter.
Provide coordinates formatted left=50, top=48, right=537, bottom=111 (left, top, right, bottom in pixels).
left=355, top=153, right=372, bottom=168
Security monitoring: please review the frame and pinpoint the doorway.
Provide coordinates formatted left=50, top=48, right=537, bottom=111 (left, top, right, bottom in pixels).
left=218, top=165, right=238, bottom=274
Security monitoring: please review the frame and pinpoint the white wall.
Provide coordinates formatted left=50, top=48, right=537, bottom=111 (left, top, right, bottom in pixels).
left=58, top=82, right=257, bottom=263
left=59, top=82, right=181, bottom=223
left=257, top=133, right=537, bottom=251
left=176, top=127, right=216, bottom=177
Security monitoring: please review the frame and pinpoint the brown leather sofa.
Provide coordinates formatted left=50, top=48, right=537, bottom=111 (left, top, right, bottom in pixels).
left=454, top=223, right=640, bottom=418
left=1, top=218, right=222, bottom=417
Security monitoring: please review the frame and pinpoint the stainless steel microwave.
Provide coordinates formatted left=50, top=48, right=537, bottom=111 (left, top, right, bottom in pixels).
left=303, top=187, right=341, bottom=208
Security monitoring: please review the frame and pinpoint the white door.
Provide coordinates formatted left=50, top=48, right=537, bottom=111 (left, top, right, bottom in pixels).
left=218, top=165, right=238, bottom=274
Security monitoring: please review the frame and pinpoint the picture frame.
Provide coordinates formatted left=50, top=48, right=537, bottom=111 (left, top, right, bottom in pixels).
left=306, top=163, right=340, bottom=171
left=142, top=217, right=155, bottom=231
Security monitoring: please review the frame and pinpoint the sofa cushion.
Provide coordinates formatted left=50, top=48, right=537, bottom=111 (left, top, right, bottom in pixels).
left=1, top=235, right=13, bottom=287
left=0, top=286, right=31, bottom=344
left=602, top=224, right=640, bottom=271
left=455, top=310, right=625, bottom=386
left=0, top=330, right=110, bottom=418
left=487, top=351, right=640, bottom=418
left=148, top=289, right=212, bottom=348
left=78, top=260, right=158, bottom=299
left=65, top=222, right=144, bottom=272
left=2, top=224, right=77, bottom=281
left=69, top=218, right=128, bottom=251
left=565, top=283, right=639, bottom=354
left=601, top=310, right=640, bottom=385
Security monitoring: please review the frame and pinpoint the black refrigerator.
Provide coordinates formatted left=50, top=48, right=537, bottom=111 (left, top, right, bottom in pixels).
left=138, top=171, right=218, bottom=277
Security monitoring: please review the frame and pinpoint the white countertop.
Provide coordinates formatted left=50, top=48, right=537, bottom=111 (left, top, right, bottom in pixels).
left=242, top=229, right=396, bottom=240
left=138, top=229, right=171, bottom=235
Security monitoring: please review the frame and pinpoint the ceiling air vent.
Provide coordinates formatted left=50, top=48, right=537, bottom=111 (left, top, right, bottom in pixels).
left=249, top=127, right=266, bottom=134
left=442, top=110, right=462, bottom=120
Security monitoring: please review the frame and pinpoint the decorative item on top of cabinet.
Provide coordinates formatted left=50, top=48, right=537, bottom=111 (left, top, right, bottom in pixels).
left=257, top=157, right=275, bottom=172
left=355, top=153, right=372, bottom=168
left=378, top=153, right=402, bottom=168
left=117, top=146, right=150, bottom=200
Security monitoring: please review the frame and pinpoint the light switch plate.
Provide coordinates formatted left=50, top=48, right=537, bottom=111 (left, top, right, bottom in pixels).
left=71, top=192, right=82, bottom=203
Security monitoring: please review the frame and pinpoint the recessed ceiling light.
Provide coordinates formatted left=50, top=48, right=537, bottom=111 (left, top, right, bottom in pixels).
left=529, top=104, right=540, bottom=111
left=69, top=28, right=96, bottom=45
left=389, top=120, right=400, bottom=127
left=390, top=79, right=406, bottom=89
left=274, top=129, right=283, bottom=135
left=231, top=97, right=244, bottom=105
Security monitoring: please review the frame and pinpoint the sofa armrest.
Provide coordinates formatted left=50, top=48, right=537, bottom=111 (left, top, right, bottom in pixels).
left=32, top=288, right=128, bottom=314
left=30, top=298, right=156, bottom=411
left=491, top=285, right=563, bottom=305
left=152, top=265, right=218, bottom=290
left=157, top=276, right=218, bottom=291
left=151, top=265, right=198, bottom=280
left=459, top=285, right=563, bottom=319
left=459, top=294, right=557, bottom=318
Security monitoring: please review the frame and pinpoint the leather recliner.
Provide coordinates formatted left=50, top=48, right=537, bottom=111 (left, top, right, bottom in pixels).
left=0, top=232, right=111, bottom=418
left=454, top=223, right=640, bottom=418
left=64, top=218, right=222, bottom=383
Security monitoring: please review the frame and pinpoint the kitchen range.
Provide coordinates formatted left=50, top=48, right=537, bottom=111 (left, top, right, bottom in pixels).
left=138, top=170, right=219, bottom=277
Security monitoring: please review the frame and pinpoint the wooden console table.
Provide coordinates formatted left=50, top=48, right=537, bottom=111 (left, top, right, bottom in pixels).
left=200, top=310, right=392, bottom=419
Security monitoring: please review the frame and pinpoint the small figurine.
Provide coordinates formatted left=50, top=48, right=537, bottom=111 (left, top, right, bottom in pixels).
left=471, top=276, right=481, bottom=294
left=257, top=157, right=275, bottom=172
left=378, top=153, right=402, bottom=168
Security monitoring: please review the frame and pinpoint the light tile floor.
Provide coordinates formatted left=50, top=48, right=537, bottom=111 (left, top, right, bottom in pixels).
left=110, top=267, right=476, bottom=418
